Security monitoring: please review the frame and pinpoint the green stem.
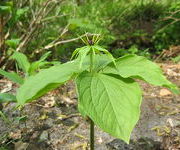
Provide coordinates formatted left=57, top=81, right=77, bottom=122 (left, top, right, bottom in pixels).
left=0, top=111, right=10, bottom=124
left=90, top=49, right=93, bottom=73
left=89, top=47, right=95, bottom=150
left=90, top=118, right=94, bottom=150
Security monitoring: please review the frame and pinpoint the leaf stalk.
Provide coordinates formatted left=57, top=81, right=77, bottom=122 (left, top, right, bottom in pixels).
left=89, top=47, right=95, bottom=150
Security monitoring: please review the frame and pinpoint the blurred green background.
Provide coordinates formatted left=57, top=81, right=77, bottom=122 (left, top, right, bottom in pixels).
left=0, top=0, right=180, bottom=67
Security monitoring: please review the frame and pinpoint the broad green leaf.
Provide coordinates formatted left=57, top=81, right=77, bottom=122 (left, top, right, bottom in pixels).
left=10, top=52, right=30, bottom=73
left=0, top=93, right=17, bottom=103
left=78, top=46, right=91, bottom=69
left=28, top=61, right=43, bottom=75
left=92, top=45, right=116, bottom=65
left=81, top=54, right=113, bottom=72
left=16, top=61, right=79, bottom=105
left=28, top=61, right=60, bottom=75
left=71, top=46, right=91, bottom=69
left=0, top=69, right=23, bottom=84
left=71, top=47, right=82, bottom=60
left=103, top=54, right=179, bottom=94
left=28, top=51, right=57, bottom=75
left=72, top=45, right=115, bottom=71
left=76, top=72, right=142, bottom=143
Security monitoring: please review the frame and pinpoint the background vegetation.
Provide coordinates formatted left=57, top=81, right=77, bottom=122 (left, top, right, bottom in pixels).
left=0, top=0, right=180, bottom=69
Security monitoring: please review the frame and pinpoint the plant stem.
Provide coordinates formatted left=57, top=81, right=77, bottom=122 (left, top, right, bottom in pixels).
left=89, top=47, right=95, bottom=150
left=0, top=15, right=4, bottom=52
left=90, top=118, right=94, bottom=150
left=90, top=49, right=93, bottom=73
left=0, top=111, right=10, bottom=124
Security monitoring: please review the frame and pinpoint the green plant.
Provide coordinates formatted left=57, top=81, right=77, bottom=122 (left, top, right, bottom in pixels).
left=2, top=0, right=179, bottom=68
left=10, top=51, right=60, bottom=76
left=171, top=55, right=180, bottom=63
left=153, top=1, right=180, bottom=51
left=0, top=51, right=59, bottom=103
left=0, top=0, right=70, bottom=68
left=113, top=45, right=151, bottom=59
left=0, top=1, right=13, bottom=14
left=14, top=35, right=179, bottom=149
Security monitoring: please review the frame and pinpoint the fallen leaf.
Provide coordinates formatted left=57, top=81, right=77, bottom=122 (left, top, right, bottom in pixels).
left=0, top=82, right=12, bottom=93
left=9, top=130, right=22, bottom=139
left=14, top=141, right=29, bottom=150
left=159, top=89, right=172, bottom=96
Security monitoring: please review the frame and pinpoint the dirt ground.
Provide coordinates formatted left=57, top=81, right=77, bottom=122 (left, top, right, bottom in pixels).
left=0, top=62, right=179, bottom=150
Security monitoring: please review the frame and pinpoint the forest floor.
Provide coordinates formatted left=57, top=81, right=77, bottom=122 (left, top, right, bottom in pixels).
left=0, top=62, right=179, bottom=150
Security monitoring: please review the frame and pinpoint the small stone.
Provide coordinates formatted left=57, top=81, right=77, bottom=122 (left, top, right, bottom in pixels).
left=39, top=131, right=49, bottom=142
left=167, top=118, right=180, bottom=127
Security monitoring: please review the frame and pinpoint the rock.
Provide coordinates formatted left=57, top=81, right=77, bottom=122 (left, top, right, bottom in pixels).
left=106, top=138, right=162, bottom=150
left=106, top=139, right=134, bottom=150
left=167, top=118, right=180, bottom=127
left=14, top=141, right=29, bottom=150
left=39, top=131, right=49, bottom=142
left=27, top=142, right=53, bottom=150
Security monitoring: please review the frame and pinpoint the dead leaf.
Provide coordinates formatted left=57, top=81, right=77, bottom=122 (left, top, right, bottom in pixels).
left=44, top=96, right=56, bottom=108
left=0, top=81, right=12, bottom=93
left=14, top=141, right=29, bottom=150
left=61, top=95, right=75, bottom=105
left=159, top=89, right=172, bottom=96
left=9, top=130, right=22, bottom=139
left=167, top=69, right=179, bottom=77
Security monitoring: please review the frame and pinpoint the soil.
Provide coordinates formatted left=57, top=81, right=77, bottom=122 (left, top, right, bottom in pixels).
left=0, top=62, right=179, bottom=150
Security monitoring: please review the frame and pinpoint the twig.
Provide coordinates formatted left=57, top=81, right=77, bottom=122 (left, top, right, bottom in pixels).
left=35, top=33, right=101, bottom=52
left=41, top=14, right=67, bottom=22
left=16, top=0, right=63, bottom=52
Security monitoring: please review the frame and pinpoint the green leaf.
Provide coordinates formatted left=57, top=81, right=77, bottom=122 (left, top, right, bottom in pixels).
left=15, top=115, right=28, bottom=122
left=0, top=93, right=17, bottom=103
left=72, top=45, right=115, bottom=71
left=92, top=45, right=116, bottom=66
left=39, top=51, right=51, bottom=61
left=28, top=61, right=60, bottom=75
left=28, top=52, right=53, bottom=75
left=69, top=18, right=96, bottom=30
left=5, top=39, right=20, bottom=49
left=0, top=110, right=10, bottom=124
left=15, top=7, right=28, bottom=20
left=0, top=5, right=11, bottom=14
left=78, top=46, right=91, bottom=69
left=28, top=62, right=42, bottom=75
left=0, top=69, right=23, bottom=84
left=76, top=72, right=142, bottom=143
left=71, top=46, right=91, bottom=69
left=16, top=61, right=79, bottom=105
left=82, top=54, right=113, bottom=72
left=10, top=51, right=30, bottom=73
left=103, top=54, right=179, bottom=94
left=71, top=47, right=81, bottom=60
